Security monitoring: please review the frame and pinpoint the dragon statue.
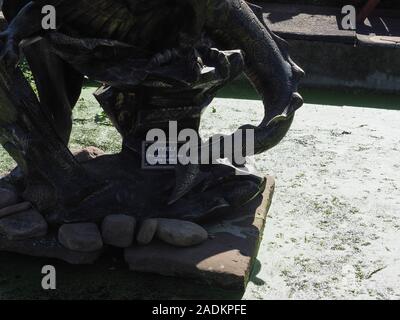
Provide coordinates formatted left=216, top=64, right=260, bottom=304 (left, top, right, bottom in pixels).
left=0, top=0, right=303, bottom=246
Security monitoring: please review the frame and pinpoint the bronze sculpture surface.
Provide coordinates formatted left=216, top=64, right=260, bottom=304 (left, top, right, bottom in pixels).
left=0, top=0, right=303, bottom=262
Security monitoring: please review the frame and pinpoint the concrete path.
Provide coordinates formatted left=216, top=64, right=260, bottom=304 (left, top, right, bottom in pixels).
left=258, top=2, right=400, bottom=47
left=200, top=98, right=400, bottom=300
left=260, top=3, right=356, bottom=43
left=248, top=3, right=400, bottom=93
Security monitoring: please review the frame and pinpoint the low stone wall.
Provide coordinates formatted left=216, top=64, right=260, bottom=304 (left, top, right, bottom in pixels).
left=256, top=2, right=400, bottom=93
left=289, top=39, right=400, bottom=93
left=258, top=0, right=400, bottom=9
left=0, top=7, right=398, bottom=94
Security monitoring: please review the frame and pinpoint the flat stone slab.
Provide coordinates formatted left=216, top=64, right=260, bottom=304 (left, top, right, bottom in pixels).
left=0, top=232, right=102, bottom=264
left=125, top=175, right=275, bottom=291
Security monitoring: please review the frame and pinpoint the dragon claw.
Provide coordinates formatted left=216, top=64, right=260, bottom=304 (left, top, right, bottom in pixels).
left=168, top=163, right=207, bottom=205
left=148, top=48, right=181, bottom=68
left=285, top=92, right=304, bottom=116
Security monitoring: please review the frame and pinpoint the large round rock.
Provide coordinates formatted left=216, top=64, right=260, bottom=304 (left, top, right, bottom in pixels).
left=136, top=219, right=158, bottom=245
left=58, top=223, right=103, bottom=252
left=101, top=214, right=136, bottom=248
left=0, top=209, right=48, bottom=240
left=156, top=219, right=208, bottom=247
left=72, top=146, right=105, bottom=163
left=0, top=188, right=18, bottom=210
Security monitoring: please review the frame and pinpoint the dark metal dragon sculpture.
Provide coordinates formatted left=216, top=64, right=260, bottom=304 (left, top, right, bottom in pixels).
left=0, top=0, right=304, bottom=225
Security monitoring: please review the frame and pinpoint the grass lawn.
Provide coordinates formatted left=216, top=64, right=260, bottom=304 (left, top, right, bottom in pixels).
left=0, top=85, right=122, bottom=175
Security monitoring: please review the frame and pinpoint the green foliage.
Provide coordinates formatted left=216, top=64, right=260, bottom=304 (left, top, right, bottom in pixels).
left=0, top=149, right=15, bottom=174
left=68, top=90, right=121, bottom=154
left=0, top=88, right=122, bottom=175
left=19, top=60, right=37, bottom=93
left=95, top=111, right=113, bottom=126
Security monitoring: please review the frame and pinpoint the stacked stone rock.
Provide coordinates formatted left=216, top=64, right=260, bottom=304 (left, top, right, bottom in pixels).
left=0, top=186, right=208, bottom=251
left=57, top=217, right=209, bottom=253
left=0, top=147, right=209, bottom=257
left=0, top=188, right=48, bottom=240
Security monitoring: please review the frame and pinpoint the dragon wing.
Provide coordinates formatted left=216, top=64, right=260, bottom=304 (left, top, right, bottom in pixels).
left=28, top=0, right=195, bottom=50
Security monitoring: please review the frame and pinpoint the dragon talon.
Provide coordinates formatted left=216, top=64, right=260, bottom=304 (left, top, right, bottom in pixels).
left=168, top=163, right=207, bottom=205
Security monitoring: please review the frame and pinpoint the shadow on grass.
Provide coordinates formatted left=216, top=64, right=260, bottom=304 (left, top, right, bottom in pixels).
left=84, top=79, right=400, bottom=110
left=215, top=79, right=400, bottom=111
left=249, top=259, right=265, bottom=287
left=0, top=251, right=244, bottom=300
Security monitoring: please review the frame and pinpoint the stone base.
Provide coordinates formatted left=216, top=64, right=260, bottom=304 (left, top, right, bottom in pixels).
left=0, top=173, right=274, bottom=291
left=124, top=176, right=275, bottom=291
